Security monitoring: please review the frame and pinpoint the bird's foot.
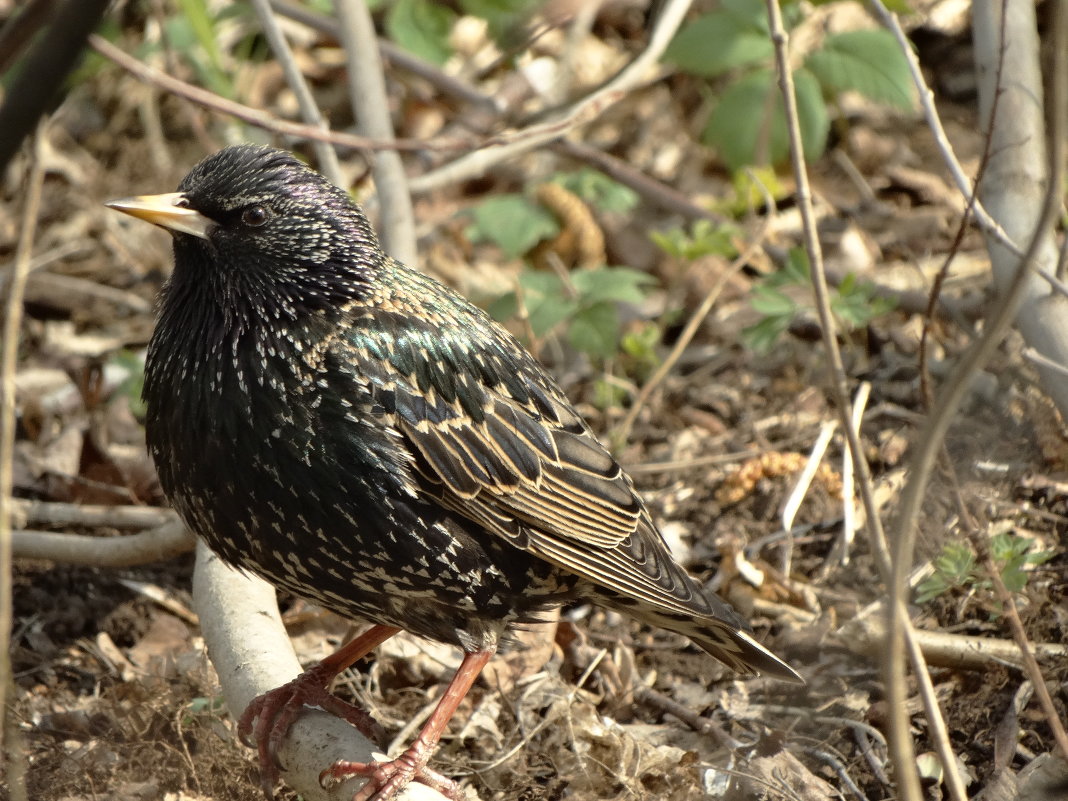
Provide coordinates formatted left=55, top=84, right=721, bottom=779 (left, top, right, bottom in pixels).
left=238, top=662, right=385, bottom=798
left=319, top=738, right=463, bottom=801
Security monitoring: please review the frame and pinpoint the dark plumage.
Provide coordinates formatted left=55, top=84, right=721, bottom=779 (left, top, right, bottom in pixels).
left=108, top=145, right=800, bottom=801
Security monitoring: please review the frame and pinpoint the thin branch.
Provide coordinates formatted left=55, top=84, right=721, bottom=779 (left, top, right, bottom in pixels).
left=763, top=2, right=894, bottom=583
left=406, top=0, right=694, bottom=195
left=951, top=467, right=1068, bottom=758
left=885, top=0, right=1066, bottom=797
left=978, top=549, right=1068, bottom=757
left=11, top=499, right=176, bottom=529
left=268, top=2, right=721, bottom=225
left=1022, top=346, right=1068, bottom=378
left=903, top=621, right=969, bottom=801
left=334, top=0, right=416, bottom=263
left=12, top=521, right=195, bottom=567
left=269, top=0, right=500, bottom=114
left=550, top=139, right=727, bottom=223
left=1, top=121, right=45, bottom=801
left=762, top=3, right=935, bottom=799
left=837, top=609, right=1068, bottom=669
left=249, top=0, right=343, bottom=185
left=89, top=35, right=471, bottom=154
left=867, top=0, right=1023, bottom=260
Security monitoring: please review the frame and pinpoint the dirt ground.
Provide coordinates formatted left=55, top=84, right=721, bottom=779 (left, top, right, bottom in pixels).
left=5, top=3, right=1068, bottom=801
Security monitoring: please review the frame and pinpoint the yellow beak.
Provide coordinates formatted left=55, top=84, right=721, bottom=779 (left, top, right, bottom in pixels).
left=106, top=192, right=213, bottom=240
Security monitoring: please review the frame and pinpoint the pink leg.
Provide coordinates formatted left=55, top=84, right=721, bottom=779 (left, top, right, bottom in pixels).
left=320, top=645, right=496, bottom=801
left=238, top=624, right=401, bottom=798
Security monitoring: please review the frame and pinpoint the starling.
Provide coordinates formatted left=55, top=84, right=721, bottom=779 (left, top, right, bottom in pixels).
left=108, top=145, right=801, bottom=801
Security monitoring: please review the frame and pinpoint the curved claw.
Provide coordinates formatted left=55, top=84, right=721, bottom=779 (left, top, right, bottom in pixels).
left=319, top=747, right=463, bottom=801
left=237, top=664, right=384, bottom=796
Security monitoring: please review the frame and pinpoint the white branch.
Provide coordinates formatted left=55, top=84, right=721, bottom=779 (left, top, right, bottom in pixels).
left=192, top=543, right=451, bottom=801
left=12, top=520, right=194, bottom=566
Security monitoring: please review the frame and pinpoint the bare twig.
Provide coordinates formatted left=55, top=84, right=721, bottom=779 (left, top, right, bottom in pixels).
left=334, top=0, right=416, bottom=263
left=780, top=420, right=836, bottom=576
left=406, top=0, right=694, bottom=195
left=763, top=0, right=892, bottom=585
left=902, top=624, right=969, bottom=801
left=10, top=499, right=176, bottom=529
left=268, top=0, right=501, bottom=114
left=951, top=457, right=1068, bottom=759
left=89, top=35, right=470, bottom=154
left=883, top=0, right=1067, bottom=795
left=762, top=4, right=930, bottom=799
left=1, top=122, right=45, bottom=801
left=249, top=0, right=343, bottom=185
left=25, top=271, right=153, bottom=314
left=867, top=0, right=1023, bottom=260
left=1022, top=347, right=1068, bottom=378
left=836, top=605, right=1068, bottom=669
left=977, top=550, right=1068, bottom=757
left=269, top=3, right=725, bottom=225
left=12, top=521, right=194, bottom=567
left=632, top=684, right=739, bottom=748
left=551, top=139, right=726, bottom=223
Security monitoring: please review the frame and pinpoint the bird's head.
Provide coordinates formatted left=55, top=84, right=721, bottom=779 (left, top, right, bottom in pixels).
left=107, top=145, right=382, bottom=315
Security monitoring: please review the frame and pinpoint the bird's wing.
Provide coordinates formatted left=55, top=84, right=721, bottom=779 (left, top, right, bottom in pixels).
left=336, top=304, right=720, bottom=619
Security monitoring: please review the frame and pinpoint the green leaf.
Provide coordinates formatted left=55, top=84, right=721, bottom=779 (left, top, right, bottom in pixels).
left=704, top=68, right=829, bottom=170
left=174, top=0, right=232, bottom=96
left=386, top=0, right=457, bottom=65
left=934, top=542, right=976, bottom=585
left=649, top=230, right=685, bottom=259
left=621, top=322, right=661, bottom=365
left=552, top=169, right=639, bottom=213
left=593, top=377, right=628, bottom=410
left=765, top=248, right=810, bottom=289
left=749, top=285, right=796, bottom=317
left=721, top=0, right=771, bottom=27
left=513, top=270, right=576, bottom=336
left=805, top=29, right=915, bottom=110
left=793, top=67, right=831, bottom=162
left=1026, top=549, right=1055, bottom=566
left=832, top=275, right=896, bottom=329
left=176, top=0, right=222, bottom=72
left=460, top=0, right=539, bottom=45
left=703, top=69, right=777, bottom=169
left=466, top=194, right=560, bottom=258
left=650, top=220, right=737, bottom=260
left=915, top=574, right=951, bottom=605
left=568, top=301, right=620, bottom=359
left=570, top=268, right=655, bottom=305
left=664, top=10, right=772, bottom=77
left=742, top=314, right=792, bottom=353
left=1001, top=564, right=1028, bottom=593
left=722, top=167, right=787, bottom=216
left=527, top=296, right=579, bottom=337
left=486, top=291, right=518, bottom=322
left=517, top=269, right=566, bottom=297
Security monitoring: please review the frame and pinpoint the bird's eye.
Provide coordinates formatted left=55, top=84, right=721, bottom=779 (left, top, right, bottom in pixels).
left=241, top=205, right=270, bottom=227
